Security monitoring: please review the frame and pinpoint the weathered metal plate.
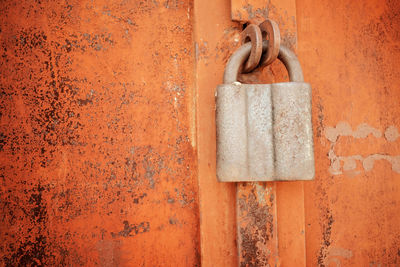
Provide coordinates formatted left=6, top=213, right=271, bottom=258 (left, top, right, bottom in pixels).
left=216, top=81, right=314, bottom=181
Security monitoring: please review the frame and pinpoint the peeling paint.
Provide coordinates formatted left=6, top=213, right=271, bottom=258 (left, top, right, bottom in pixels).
left=237, top=182, right=278, bottom=267
left=385, top=125, right=400, bottom=142
left=326, top=122, right=400, bottom=175
left=329, top=149, right=400, bottom=175
left=325, top=121, right=382, bottom=143
left=324, top=247, right=353, bottom=267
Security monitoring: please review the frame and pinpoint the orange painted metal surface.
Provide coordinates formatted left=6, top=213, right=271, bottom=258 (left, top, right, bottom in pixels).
left=1, top=0, right=400, bottom=266
left=194, top=1, right=239, bottom=266
left=296, top=0, right=400, bottom=265
left=197, top=0, right=400, bottom=266
left=0, top=0, right=199, bottom=266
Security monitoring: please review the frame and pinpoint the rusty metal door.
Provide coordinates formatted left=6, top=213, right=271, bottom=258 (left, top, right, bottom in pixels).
left=1, top=0, right=400, bottom=266
left=0, top=1, right=200, bottom=266
left=196, top=0, right=400, bottom=266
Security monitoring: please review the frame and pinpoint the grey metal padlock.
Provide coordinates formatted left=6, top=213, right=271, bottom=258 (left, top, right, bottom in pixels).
left=216, top=42, right=314, bottom=182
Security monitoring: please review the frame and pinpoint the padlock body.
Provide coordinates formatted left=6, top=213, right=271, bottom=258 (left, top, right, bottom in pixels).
left=216, top=82, right=314, bottom=182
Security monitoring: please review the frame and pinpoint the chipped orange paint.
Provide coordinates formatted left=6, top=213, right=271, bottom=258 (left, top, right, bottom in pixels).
left=0, top=0, right=199, bottom=266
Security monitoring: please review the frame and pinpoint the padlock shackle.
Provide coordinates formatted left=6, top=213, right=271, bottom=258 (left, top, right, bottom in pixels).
left=223, top=41, right=304, bottom=84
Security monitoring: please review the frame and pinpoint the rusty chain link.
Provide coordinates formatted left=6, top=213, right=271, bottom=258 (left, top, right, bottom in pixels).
left=240, top=24, right=263, bottom=73
left=239, top=19, right=281, bottom=72
left=259, top=19, right=280, bottom=67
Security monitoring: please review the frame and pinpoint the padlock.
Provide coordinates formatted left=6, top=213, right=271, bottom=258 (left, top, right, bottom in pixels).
left=216, top=41, right=314, bottom=182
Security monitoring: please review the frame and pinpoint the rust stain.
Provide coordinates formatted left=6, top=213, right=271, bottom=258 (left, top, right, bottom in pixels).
left=237, top=182, right=278, bottom=267
left=111, top=221, right=150, bottom=238
left=230, top=0, right=297, bottom=48
left=230, top=0, right=269, bottom=23
left=317, top=208, right=335, bottom=267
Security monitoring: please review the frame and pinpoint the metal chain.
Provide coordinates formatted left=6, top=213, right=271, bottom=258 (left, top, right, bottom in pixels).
left=239, top=19, right=281, bottom=73
left=240, top=24, right=263, bottom=73
left=259, top=19, right=280, bottom=67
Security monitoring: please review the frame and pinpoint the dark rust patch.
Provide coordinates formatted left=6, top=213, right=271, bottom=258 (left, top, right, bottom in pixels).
left=111, top=221, right=150, bottom=238
left=317, top=209, right=334, bottom=266
left=237, top=183, right=277, bottom=267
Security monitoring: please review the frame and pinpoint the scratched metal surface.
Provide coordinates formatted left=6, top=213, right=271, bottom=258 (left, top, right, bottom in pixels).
left=0, top=0, right=199, bottom=266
